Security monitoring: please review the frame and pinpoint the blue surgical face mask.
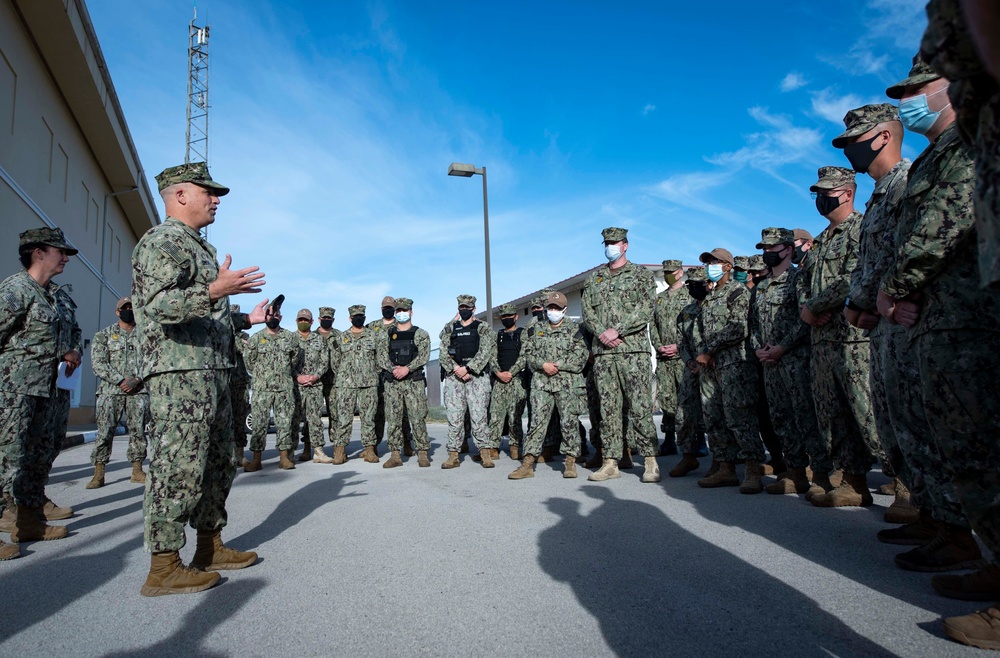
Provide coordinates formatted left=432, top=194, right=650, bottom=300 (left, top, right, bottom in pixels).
left=706, top=264, right=726, bottom=282
left=898, top=87, right=950, bottom=136
left=604, top=244, right=622, bottom=262
left=394, top=311, right=410, bottom=324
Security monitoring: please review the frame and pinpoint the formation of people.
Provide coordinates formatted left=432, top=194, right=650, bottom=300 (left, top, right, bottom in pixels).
left=0, top=1, right=997, bottom=649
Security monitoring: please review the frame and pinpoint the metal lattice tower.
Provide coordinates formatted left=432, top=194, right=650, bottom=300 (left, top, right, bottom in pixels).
left=185, top=11, right=210, bottom=166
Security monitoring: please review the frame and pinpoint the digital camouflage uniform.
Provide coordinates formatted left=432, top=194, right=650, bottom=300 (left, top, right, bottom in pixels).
left=229, top=305, right=251, bottom=453
left=295, top=328, right=330, bottom=449
left=802, top=167, right=879, bottom=476
left=89, top=321, right=149, bottom=466
left=367, top=308, right=396, bottom=444
left=880, top=114, right=1000, bottom=554
left=581, top=239, right=659, bottom=461
left=132, top=216, right=248, bottom=553
left=697, top=265, right=764, bottom=464
left=675, top=268, right=707, bottom=455
left=489, top=303, right=528, bottom=452
left=752, top=229, right=825, bottom=472
left=439, top=295, right=496, bottom=453
left=315, top=307, right=341, bottom=446
left=0, top=263, right=77, bottom=516
left=378, top=300, right=431, bottom=453
left=244, top=327, right=299, bottom=452
left=47, top=282, right=81, bottom=480
left=651, top=259, right=688, bottom=441
left=332, top=306, right=380, bottom=449
left=521, top=318, right=589, bottom=458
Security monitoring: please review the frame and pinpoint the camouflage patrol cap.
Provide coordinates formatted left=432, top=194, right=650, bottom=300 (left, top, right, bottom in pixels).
left=498, top=303, right=517, bottom=316
left=747, top=255, right=766, bottom=272
left=662, top=259, right=683, bottom=271
left=394, top=297, right=413, bottom=310
left=699, top=247, right=734, bottom=266
left=832, top=103, right=899, bottom=148
left=793, top=228, right=814, bottom=242
left=19, top=227, right=78, bottom=255
left=601, top=227, right=628, bottom=242
left=116, top=296, right=132, bottom=310
left=685, top=266, right=707, bottom=282
left=545, top=291, right=568, bottom=309
left=381, top=296, right=396, bottom=308
left=809, top=166, right=856, bottom=192
left=886, top=55, right=942, bottom=100
left=155, top=162, right=230, bottom=196
left=733, top=256, right=751, bottom=271
left=348, top=304, right=366, bottom=316
left=756, top=227, right=795, bottom=249
left=319, top=306, right=335, bottom=318
left=296, top=308, right=313, bottom=321
left=456, top=294, right=476, bottom=307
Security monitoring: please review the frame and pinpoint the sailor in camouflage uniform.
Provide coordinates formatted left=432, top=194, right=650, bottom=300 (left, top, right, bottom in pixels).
left=801, top=166, right=880, bottom=508
left=0, top=227, right=81, bottom=560
left=439, top=294, right=496, bottom=469
left=489, top=303, right=528, bottom=460
left=331, top=305, right=381, bottom=464
left=509, top=291, right=589, bottom=480
left=133, top=162, right=262, bottom=596
left=293, top=308, right=331, bottom=463
left=229, top=304, right=251, bottom=462
left=581, top=227, right=660, bottom=484
left=368, top=296, right=397, bottom=448
left=315, top=307, right=341, bottom=451
left=378, top=298, right=431, bottom=468
left=651, top=259, right=688, bottom=457
left=877, top=54, right=1000, bottom=643
left=669, top=266, right=709, bottom=478
left=87, top=296, right=149, bottom=489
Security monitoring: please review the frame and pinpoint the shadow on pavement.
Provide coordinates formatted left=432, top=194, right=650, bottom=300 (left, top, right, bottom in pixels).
left=537, top=486, right=899, bottom=657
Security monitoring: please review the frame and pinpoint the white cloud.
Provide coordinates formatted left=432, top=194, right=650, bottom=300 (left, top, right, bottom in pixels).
left=706, top=107, right=822, bottom=174
left=822, top=0, right=925, bottom=77
left=809, top=87, right=887, bottom=125
left=642, top=103, right=656, bottom=115
left=780, top=72, right=808, bottom=92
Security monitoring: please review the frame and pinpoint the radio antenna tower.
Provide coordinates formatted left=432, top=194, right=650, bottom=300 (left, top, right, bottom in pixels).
left=185, top=6, right=210, bottom=167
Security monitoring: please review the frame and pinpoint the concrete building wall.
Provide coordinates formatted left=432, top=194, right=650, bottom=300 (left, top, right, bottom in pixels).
left=1, top=0, right=159, bottom=423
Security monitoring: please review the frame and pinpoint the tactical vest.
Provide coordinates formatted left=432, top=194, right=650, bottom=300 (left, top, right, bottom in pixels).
left=390, top=328, right=418, bottom=366
left=449, top=320, right=481, bottom=366
left=496, top=327, right=523, bottom=371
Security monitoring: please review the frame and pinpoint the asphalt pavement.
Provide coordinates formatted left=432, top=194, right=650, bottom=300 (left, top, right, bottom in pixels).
left=0, top=419, right=989, bottom=657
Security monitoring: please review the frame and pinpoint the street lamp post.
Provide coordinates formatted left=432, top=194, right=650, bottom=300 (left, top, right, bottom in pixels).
left=447, top=162, right=493, bottom=328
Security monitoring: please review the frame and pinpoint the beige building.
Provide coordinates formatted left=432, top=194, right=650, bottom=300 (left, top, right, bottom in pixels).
left=1, top=0, right=159, bottom=422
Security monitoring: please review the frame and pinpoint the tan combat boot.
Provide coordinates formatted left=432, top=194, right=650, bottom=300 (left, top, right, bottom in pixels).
left=11, top=506, right=68, bottom=543
left=697, top=462, right=739, bottom=488
left=42, top=497, right=72, bottom=520
left=298, top=440, right=312, bottom=462
left=587, top=458, right=621, bottom=482
left=894, top=525, right=985, bottom=572
left=130, top=461, right=147, bottom=484
left=509, top=444, right=520, bottom=460
left=403, top=436, right=415, bottom=457
left=332, top=446, right=348, bottom=465
left=383, top=450, right=403, bottom=469
left=933, top=565, right=1000, bottom=601
left=140, top=551, right=221, bottom=597
left=641, top=456, right=660, bottom=483
left=811, top=473, right=873, bottom=507
left=190, top=529, right=258, bottom=571
left=313, top=447, right=334, bottom=464
left=765, top=467, right=811, bottom=495
left=508, top=455, right=536, bottom=480
left=86, top=463, right=106, bottom=489
left=417, top=450, right=431, bottom=467
left=942, top=605, right=1000, bottom=651
left=0, top=495, right=15, bottom=533
left=244, top=450, right=263, bottom=472
left=278, top=449, right=296, bottom=470
left=0, top=538, right=20, bottom=560
left=804, top=472, right=834, bottom=501
left=884, top=478, right=919, bottom=524
left=441, top=451, right=460, bottom=469
left=669, top=454, right=700, bottom=478
left=480, top=448, right=495, bottom=469
left=739, top=460, right=764, bottom=494
left=563, top=456, right=578, bottom=479
left=361, top=445, right=380, bottom=464
left=829, top=469, right=845, bottom=488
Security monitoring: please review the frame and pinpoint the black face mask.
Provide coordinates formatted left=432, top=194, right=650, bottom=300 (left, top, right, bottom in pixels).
left=265, top=317, right=281, bottom=330
left=532, top=309, right=544, bottom=321
left=501, top=317, right=516, bottom=329
left=381, top=306, right=395, bottom=320
left=319, top=318, right=334, bottom=330
left=118, top=309, right=134, bottom=324
left=458, top=308, right=474, bottom=321
left=351, top=315, right=366, bottom=328
left=843, top=134, right=885, bottom=174
left=792, top=244, right=807, bottom=265
left=815, top=193, right=844, bottom=217
left=762, top=250, right=786, bottom=268
left=752, top=274, right=768, bottom=286
left=688, top=284, right=708, bottom=301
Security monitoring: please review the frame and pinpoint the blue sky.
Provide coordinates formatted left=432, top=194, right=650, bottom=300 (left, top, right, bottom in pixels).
left=88, top=0, right=928, bottom=338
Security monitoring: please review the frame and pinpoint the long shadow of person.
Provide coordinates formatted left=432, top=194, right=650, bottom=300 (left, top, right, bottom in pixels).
left=538, top=487, right=898, bottom=657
